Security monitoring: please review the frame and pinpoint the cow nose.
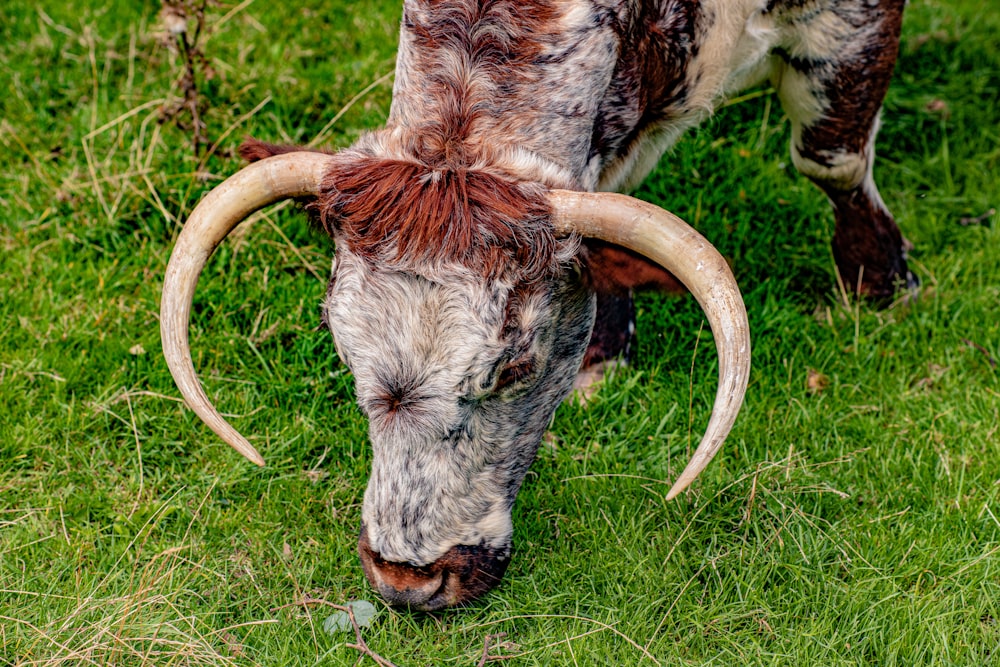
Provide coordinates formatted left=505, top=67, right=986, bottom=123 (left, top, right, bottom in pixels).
left=357, top=532, right=444, bottom=607
left=358, top=525, right=510, bottom=611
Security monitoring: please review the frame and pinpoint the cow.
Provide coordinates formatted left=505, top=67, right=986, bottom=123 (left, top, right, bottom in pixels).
left=160, top=0, right=912, bottom=610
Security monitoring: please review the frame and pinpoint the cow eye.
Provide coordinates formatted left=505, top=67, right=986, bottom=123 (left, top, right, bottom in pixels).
left=496, top=356, right=535, bottom=391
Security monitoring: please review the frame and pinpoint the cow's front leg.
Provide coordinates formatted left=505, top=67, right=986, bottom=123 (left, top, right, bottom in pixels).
left=573, top=289, right=634, bottom=398
left=574, top=242, right=683, bottom=397
left=774, top=0, right=915, bottom=304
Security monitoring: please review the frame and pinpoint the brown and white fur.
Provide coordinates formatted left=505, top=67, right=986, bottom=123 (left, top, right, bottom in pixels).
left=241, top=0, right=911, bottom=609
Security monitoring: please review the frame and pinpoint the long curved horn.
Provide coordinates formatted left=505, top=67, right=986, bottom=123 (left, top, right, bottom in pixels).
left=548, top=190, right=751, bottom=500
left=161, top=152, right=332, bottom=465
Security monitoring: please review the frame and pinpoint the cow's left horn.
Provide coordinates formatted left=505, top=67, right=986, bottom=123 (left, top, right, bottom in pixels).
left=548, top=190, right=751, bottom=500
left=161, top=152, right=332, bottom=465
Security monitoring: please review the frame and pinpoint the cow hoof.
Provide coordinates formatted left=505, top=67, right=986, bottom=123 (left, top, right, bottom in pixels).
left=862, top=269, right=920, bottom=310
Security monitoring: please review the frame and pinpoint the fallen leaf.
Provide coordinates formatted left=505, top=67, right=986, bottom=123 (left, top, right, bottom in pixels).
left=221, top=631, right=244, bottom=657
left=925, top=99, right=950, bottom=117
left=323, top=600, right=378, bottom=635
left=305, top=469, right=328, bottom=484
left=807, top=369, right=829, bottom=394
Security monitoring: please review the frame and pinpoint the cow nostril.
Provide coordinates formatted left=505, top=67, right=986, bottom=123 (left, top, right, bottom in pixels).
left=357, top=537, right=449, bottom=608
left=375, top=567, right=447, bottom=609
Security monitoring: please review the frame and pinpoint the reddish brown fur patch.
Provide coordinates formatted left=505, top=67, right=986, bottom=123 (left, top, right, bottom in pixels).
left=406, top=0, right=557, bottom=75
left=315, top=154, right=562, bottom=283
left=239, top=138, right=562, bottom=283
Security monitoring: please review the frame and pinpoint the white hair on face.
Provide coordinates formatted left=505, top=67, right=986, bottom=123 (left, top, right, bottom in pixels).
left=324, top=246, right=593, bottom=566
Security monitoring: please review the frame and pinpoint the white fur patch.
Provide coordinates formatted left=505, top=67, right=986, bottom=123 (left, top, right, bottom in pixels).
left=326, top=248, right=593, bottom=565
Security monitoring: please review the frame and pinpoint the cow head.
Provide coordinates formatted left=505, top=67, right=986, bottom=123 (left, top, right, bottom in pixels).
left=160, top=149, right=749, bottom=609
left=317, top=147, right=595, bottom=608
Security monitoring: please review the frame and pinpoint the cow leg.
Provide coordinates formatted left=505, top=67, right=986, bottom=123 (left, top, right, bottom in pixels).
left=774, top=0, right=915, bottom=303
left=574, top=242, right=684, bottom=397
left=572, top=290, right=633, bottom=399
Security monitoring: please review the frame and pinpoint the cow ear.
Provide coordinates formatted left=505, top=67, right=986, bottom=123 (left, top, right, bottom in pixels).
left=238, top=137, right=336, bottom=163
left=579, top=240, right=685, bottom=295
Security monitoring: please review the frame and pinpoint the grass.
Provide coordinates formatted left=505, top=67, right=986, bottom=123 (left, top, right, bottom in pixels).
left=1, top=0, right=998, bottom=664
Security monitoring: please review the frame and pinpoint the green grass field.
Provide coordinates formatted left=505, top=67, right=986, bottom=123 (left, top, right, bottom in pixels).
left=1, top=1, right=998, bottom=664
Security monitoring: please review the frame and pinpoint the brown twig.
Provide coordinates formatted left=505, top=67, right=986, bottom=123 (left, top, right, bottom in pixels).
left=961, top=338, right=997, bottom=368
left=274, top=597, right=400, bottom=667
left=159, top=1, right=217, bottom=157
left=343, top=605, right=401, bottom=667
left=476, top=632, right=513, bottom=666
left=958, top=208, right=996, bottom=227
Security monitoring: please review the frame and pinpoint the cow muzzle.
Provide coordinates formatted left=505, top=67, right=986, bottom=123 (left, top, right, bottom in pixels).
left=357, top=525, right=510, bottom=610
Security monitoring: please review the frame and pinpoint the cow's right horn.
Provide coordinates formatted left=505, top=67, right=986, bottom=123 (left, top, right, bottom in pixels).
left=548, top=190, right=751, bottom=500
left=160, top=152, right=332, bottom=465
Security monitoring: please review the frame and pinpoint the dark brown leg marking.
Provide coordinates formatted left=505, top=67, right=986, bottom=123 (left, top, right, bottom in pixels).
left=776, top=0, right=915, bottom=303
left=586, top=290, right=636, bottom=368
left=826, top=182, right=915, bottom=303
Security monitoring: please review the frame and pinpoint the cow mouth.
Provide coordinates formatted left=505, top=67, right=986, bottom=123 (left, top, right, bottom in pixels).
left=357, top=525, right=510, bottom=610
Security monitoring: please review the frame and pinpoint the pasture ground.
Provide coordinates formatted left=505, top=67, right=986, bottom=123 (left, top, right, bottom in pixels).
left=1, top=0, right=998, bottom=664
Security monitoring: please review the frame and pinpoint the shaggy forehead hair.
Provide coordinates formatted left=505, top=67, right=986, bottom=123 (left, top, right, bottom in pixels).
left=313, top=150, right=566, bottom=285
left=307, top=0, right=577, bottom=286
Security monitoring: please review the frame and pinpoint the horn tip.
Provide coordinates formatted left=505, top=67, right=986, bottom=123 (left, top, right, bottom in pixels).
left=234, top=441, right=266, bottom=466
left=665, top=479, right=689, bottom=501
